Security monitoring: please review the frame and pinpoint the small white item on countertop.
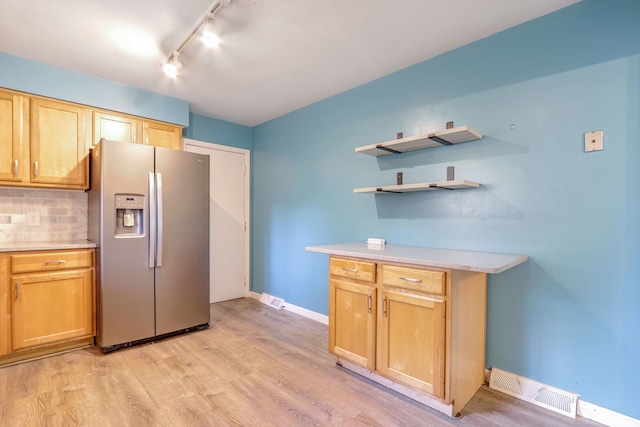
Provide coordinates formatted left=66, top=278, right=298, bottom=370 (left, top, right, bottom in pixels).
left=367, top=237, right=385, bottom=250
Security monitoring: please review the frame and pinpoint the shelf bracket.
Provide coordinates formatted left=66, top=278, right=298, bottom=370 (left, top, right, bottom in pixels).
left=376, top=188, right=402, bottom=194
left=427, top=135, right=452, bottom=146
left=375, top=144, right=402, bottom=154
left=429, top=183, right=454, bottom=190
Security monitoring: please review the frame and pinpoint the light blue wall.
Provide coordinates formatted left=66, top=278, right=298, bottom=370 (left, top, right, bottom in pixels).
left=0, top=52, right=189, bottom=126
left=184, top=113, right=252, bottom=150
left=251, top=0, right=640, bottom=419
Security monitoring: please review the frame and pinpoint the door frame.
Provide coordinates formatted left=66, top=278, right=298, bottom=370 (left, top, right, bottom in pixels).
left=183, top=138, right=251, bottom=299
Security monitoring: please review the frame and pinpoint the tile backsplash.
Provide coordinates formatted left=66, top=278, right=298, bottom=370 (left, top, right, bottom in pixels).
left=0, top=187, right=88, bottom=243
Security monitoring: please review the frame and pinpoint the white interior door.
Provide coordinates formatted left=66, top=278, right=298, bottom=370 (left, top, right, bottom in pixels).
left=184, top=139, right=250, bottom=303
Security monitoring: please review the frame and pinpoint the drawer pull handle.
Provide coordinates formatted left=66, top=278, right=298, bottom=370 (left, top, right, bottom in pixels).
left=367, top=294, right=372, bottom=313
left=43, top=260, right=66, bottom=265
left=341, top=267, right=358, bottom=273
left=399, top=276, right=422, bottom=283
left=34, top=161, right=39, bottom=178
left=14, top=159, right=19, bottom=177
left=15, top=282, right=19, bottom=300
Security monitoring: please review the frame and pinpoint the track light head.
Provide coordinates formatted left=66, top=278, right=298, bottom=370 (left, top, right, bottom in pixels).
left=202, top=16, right=220, bottom=48
left=163, top=52, right=182, bottom=78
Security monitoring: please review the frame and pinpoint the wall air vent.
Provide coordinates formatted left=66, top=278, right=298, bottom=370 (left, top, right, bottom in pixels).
left=489, top=368, right=579, bottom=418
left=259, top=293, right=285, bottom=310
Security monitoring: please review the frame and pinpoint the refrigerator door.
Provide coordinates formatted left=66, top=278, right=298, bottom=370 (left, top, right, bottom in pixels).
left=95, top=140, right=156, bottom=348
left=154, top=147, right=210, bottom=335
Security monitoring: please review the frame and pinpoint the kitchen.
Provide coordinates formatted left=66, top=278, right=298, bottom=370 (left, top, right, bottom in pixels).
left=1, top=0, right=639, bottom=425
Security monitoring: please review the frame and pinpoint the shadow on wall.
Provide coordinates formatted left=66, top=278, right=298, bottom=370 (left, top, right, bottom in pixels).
left=373, top=187, right=523, bottom=220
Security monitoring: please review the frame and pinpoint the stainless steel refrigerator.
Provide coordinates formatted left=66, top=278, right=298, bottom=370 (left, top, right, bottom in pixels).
left=88, top=139, right=210, bottom=352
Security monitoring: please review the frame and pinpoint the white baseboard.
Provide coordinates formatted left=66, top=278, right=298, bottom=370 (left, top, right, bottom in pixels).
left=485, top=368, right=640, bottom=427
left=578, top=400, right=640, bottom=427
left=249, top=291, right=328, bottom=325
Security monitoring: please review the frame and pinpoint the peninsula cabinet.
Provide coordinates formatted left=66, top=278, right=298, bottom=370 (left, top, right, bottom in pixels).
left=0, top=248, right=96, bottom=366
left=92, top=109, right=182, bottom=150
left=329, top=258, right=377, bottom=371
left=308, top=243, right=528, bottom=417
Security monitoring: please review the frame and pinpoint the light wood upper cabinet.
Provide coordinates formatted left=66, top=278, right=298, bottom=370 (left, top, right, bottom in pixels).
left=142, top=120, right=182, bottom=149
left=1, top=87, right=183, bottom=191
left=92, top=111, right=138, bottom=146
left=92, top=109, right=182, bottom=150
left=30, top=98, right=89, bottom=189
left=0, top=90, right=28, bottom=185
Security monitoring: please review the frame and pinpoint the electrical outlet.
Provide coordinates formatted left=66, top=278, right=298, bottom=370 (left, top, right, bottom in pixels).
left=26, top=212, right=40, bottom=227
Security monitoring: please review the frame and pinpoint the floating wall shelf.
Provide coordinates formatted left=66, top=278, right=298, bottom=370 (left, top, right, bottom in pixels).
left=355, top=125, right=482, bottom=157
left=354, top=179, right=480, bottom=194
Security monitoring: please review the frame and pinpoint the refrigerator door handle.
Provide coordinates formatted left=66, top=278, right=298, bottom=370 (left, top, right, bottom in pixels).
left=148, top=172, right=156, bottom=268
left=156, top=172, right=163, bottom=267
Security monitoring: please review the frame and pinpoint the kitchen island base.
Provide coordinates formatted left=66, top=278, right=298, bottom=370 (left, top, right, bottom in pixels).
left=307, top=243, right=527, bottom=417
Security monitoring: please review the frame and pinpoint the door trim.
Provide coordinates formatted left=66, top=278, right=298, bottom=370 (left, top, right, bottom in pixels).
left=183, top=138, right=251, bottom=298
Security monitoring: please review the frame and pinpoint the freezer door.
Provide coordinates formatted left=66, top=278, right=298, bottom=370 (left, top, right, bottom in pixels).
left=154, top=147, right=210, bottom=335
left=94, top=140, right=156, bottom=348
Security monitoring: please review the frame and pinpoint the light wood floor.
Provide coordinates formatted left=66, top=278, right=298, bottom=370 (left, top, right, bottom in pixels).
left=0, top=298, right=602, bottom=426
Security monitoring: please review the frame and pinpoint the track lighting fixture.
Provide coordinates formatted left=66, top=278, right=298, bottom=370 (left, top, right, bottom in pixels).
left=202, top=16, right=220, bottom=48
left=162, top=0, right=232, bottom=78
left=163, top=52, right=182, bottom=78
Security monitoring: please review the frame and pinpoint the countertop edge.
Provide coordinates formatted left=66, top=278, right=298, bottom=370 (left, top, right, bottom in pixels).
left=306, top=244, right=528, bottom=274
left=0, top=240, right=97, bottom=253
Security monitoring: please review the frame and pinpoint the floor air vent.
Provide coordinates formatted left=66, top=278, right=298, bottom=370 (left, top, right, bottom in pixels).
left=489, top=368, right=578, bottom=418
left=259, top=293, right=285, bottom=310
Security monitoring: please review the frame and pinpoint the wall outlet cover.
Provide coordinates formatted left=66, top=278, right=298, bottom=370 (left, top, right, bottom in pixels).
left=26, top=212, right=40, bottom=227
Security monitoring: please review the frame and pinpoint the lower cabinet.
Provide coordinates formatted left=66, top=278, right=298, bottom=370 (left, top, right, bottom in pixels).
left=12, top=269, right=94, bottom=351
left=378, top=288, right=446, bottom=398
left=0, top=248, right=96, bottom=365
left=328, top=255, right=487, bottom=417
left=329, top=278, right=376, bottom=371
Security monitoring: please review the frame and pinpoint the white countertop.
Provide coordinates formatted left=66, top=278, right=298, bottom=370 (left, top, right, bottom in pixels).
left=306, top=243, right=527, bottom=274
left=0, top=240, right=97, bottom=253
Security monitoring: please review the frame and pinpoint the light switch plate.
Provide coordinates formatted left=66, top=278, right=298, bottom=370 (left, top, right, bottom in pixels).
left=584, top=130, right=603, bottom=152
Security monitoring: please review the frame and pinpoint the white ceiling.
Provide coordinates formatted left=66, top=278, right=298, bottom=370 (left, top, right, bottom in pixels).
left=0, top=0, right=579, bottom=127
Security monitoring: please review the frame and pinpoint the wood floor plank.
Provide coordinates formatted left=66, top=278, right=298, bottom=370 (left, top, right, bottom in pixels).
left=0, top=298, right=604, bottom=426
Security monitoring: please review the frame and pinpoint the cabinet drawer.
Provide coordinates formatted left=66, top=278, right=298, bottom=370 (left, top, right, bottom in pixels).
left=329, top=257, right=376, bottom=283
left=10, top=250, right=93, bottom=274
left=382, top=265, right=445, bottom=295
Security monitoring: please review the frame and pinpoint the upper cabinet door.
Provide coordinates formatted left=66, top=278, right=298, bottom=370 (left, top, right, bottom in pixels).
left=142, top=120, right=182, bottom=150
left=30, top=98, right=89, bottom=189
left=0, top=90, right=27, bottom=184
left=93, top=111, right=138, bottom=147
